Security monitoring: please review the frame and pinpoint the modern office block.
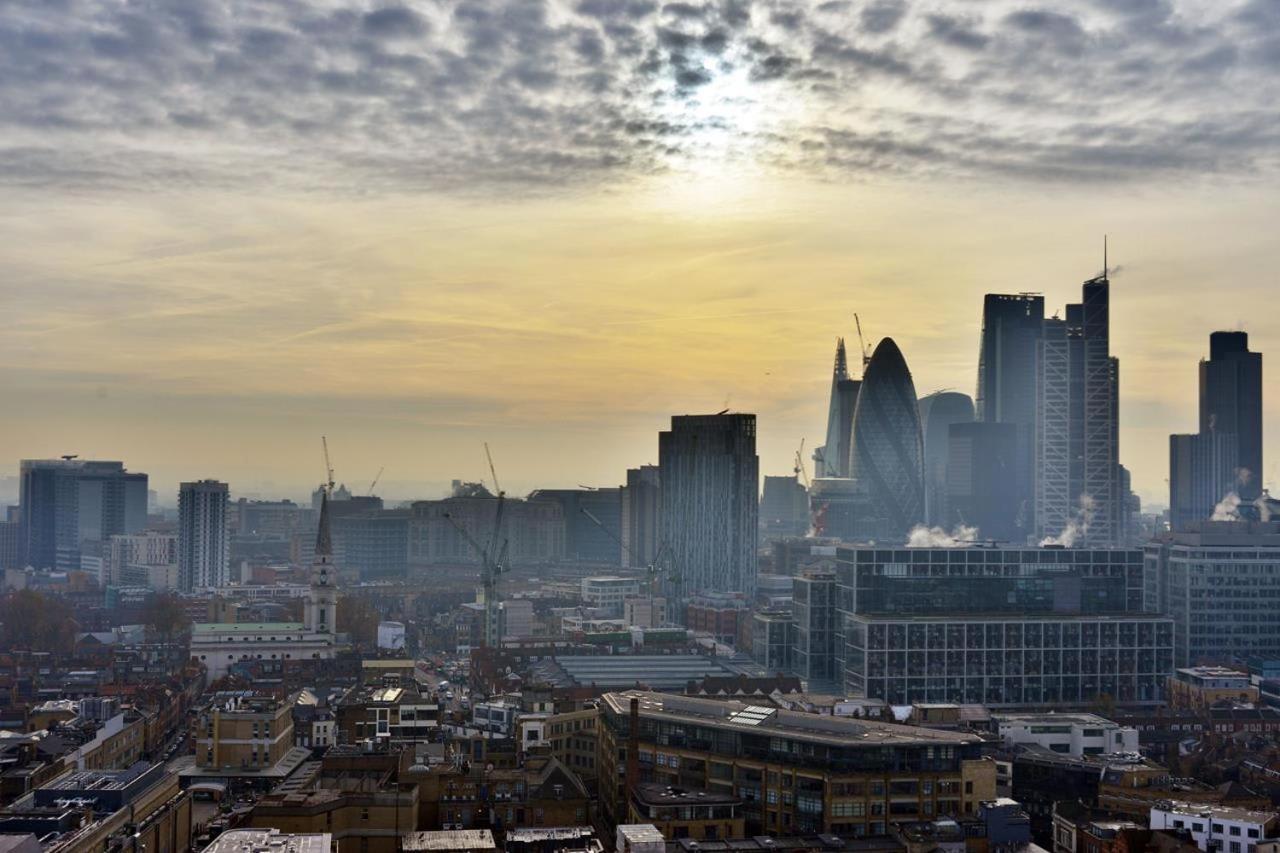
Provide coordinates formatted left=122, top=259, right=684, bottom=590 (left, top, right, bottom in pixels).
left=918, top=391, right=974, bottom=528
left=836, top=544, right=1172, bottom=706
left=1036, top=274, right=1121, bottom=546
left=1144, top=521, right=1280, bottom=666
left=816, top=338, right=860, bottom=478
left=1169, top=432, right=1239, bottom=531
left=793, top=569, right=838, bottom=682
left=1200, top=331, right=1263, bottom=500
left=947, top=421, right=1022, bottom=541
left=622, top=465, right=660, bottom=569
left=19, top=458, right=148, bottom=571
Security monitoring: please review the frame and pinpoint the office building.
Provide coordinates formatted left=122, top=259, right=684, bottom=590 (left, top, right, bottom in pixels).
left=530, top=487, right=624, bottom=564
left=178, top=479, right=230, bottom=591
left=946, top=422, right=1022, bottom=542
left=622, top=465, right=661, bottom=569
left=1200, top=331, right=1264, bottom=500
left=1166, top=667, right=1258, bottom=711
left=1144, top=521, right=1280, bottom=666
left=19, top=458, right=148, bottom=572
left=977, top=293, right=1044, bottom=541
left=597, top=690, right=996, bottom=837
left=1036, top=273, right=1121, bottom=546
left=659, top=414, right=759, bottom=612
left=409, top=492, right=564, bottom=565
left=918, top=392, right=974, bottom=528
left=0, top=519, right=21, bottom=570
left=760, top=475, right=809, bottom=540
left=793, top=569, right=838, bottom=683
left=332, top=509, right=409, bottom=581
left=106, top=531, right=177, bottom=587
left=836, top=544, right=1173, bottom=706
left=815, top=338, right=860, bottom=478
left=1169, top=432, right=1239, bottom=530
left=851, top=338, right=926, bottom=539
left=751, top=608, right=795, bottom=673
left=582, top=576, right=644, bottom=616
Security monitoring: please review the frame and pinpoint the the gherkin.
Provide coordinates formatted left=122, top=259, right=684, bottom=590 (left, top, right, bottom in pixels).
left=851, top=337, right=925, bottom=537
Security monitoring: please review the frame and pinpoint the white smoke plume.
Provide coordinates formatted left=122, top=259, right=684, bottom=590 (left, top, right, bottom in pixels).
left=906, top=524, right=979, bottom=548
left=1211, top=492, right=1242, bottom=522
left=1040, top=494, right=1096, bottom=547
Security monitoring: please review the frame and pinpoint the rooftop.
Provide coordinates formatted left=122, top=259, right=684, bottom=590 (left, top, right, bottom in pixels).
left=193, top=622, right=307, bottom=632
left=995, top=712, right=1121, bottom=727
left=603, top=691, right=983, bottom=747
left=402, top=830, right=496, bottom=852
left=541, top=656, right=740, bottom=689
left=1155, top=802, right=1279, bottom=824
left=634, top=783, right=740, bottom=807
left=205, top=829, right=332, bottom=853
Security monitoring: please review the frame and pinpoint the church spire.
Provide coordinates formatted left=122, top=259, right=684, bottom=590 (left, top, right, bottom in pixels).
left=315, top=488, right=333, bottom=558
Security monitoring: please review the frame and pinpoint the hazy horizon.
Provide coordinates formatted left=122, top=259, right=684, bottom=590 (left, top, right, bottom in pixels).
left=4, top=0, right=1279, bottom=514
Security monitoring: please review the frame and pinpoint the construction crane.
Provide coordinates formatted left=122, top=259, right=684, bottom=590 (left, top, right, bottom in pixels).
left=444, top=445, right=507, bottom=648
left=367, top=466, right=385, bottom=496
left=321, top=436, right=335, bottom=496
left=854, top=313, right=871, bottom=369
left=579, top=508, right=679, bottom=619
left=794, top=439, right=810, bottom=488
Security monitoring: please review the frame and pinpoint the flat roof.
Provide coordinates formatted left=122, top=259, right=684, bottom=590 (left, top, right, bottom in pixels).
left=193, top=623, right=306, bottom=632
left=206, top=830, right=331, bottom=853
left=402, top=830, right=496, bottom=852
left=603, top=691, right=982, bottom=748
left=550, top=656, right=738, bottom=689
left=995, top=712, right=1119, bottom=727
left=635, top=783, right=740, bottom=806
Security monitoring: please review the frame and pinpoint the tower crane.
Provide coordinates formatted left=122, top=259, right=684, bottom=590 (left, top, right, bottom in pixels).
left=367, top=466, right=385, bottom=496
left=444, top=444, right=507, bottom=648
left=321, top=436, right=335, bottom=496
left=854, top=313, right=871, bottom=369
left=579, top=508, right=679, bottom=619
left=794, top=438, right=810, bottom=488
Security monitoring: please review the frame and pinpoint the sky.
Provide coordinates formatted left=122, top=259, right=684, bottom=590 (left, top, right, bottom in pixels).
left=2, top=0, right=1279, bottom=509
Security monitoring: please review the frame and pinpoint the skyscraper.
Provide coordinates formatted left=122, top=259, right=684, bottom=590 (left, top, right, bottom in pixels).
left=1199, top=331, right=1263, bottom=500
left=19, top=458, right=148, bottom=571
left=658, top=414, right=759, bottom=615
left=1036, top=272, right=1121, bottom=545
left=178, top=479, right=230, bottom=591
left=850, top=338, right=925, bottom=539
left=621, top=465, right=660, bottom=568
left=1169, top=432, right=1238, bottom=530
left=976, top=293, right=1044, bottom=537
left=918, top=391, right=974, bottom=527
left=815, top=339, right=861, bottom=478
left=947, top=421, right=1021, bottom=541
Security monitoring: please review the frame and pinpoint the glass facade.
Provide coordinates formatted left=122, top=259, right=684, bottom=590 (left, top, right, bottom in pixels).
left=850, top=338, right=925, bottom=538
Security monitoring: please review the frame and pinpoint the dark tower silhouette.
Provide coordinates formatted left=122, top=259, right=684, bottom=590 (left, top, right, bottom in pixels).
left=1199, top=331, right=1263, bottom=500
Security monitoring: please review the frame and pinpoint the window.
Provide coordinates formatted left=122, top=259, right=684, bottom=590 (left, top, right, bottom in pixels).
left=1231, top=827, right=1241, bottom=837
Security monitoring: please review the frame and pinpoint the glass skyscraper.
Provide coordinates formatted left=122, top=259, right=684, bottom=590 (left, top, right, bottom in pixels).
left=850, top=338, right=925, bottom=539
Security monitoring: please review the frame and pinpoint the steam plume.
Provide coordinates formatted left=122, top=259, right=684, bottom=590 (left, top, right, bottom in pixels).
left=906, top=524, right=979, bottom=548
left=1040, top=494, right=1095, bottom=547
left=1211, top=492, right=1242, bottom=522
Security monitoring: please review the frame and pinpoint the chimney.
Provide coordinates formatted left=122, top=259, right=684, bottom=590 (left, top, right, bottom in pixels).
left=626, top=696, right=640, bottom=812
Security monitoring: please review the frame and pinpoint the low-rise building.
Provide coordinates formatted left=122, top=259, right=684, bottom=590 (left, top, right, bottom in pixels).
left=1149, top=803, right=1280, bottom=853
left=206, top=830, right=332, bottom=853
left=1167, top=668, right=1258, bottom=712
left=627, top=783, right=744, bottom=841
left=994, top=712, right=1139, bottom=757
left=598, top=690, right=996, bottom=837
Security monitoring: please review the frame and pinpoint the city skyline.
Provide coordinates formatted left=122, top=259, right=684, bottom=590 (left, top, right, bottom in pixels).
left=4, top=1, right=1280, bottom=510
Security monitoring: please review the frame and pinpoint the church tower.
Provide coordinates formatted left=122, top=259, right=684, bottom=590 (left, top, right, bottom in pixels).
left=305, top=490, right=338, bottom=634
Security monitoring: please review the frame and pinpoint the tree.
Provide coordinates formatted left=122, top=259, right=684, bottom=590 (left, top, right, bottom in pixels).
left=0, top=589, right=76, bottom=655
left=142, top=591, right=191, bottom=644
left=337, top=593, right=379, bottom=647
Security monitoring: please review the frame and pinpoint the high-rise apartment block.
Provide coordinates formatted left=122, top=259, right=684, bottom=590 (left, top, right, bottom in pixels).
left=19, top=458, right=148, bottom=571
left=659, top=414, right=759, bottom=613
left=1037, top=274, right=1121, bottom=545
left=178, top=479, right=230, bottom=591
left=1200, top=331, right=1263, bottom=500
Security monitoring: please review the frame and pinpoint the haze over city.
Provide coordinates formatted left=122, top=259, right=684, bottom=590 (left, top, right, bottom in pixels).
left=4, top=0, right=1280, bottom=505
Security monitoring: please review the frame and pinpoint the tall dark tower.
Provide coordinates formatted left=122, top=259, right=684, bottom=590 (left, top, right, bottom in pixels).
left=1199, top=331, right=1263, bottom=500
left=976, top=293, right=1044, bottom=538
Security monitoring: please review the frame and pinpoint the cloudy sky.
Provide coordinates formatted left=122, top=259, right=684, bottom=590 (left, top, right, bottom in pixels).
left=2, top=0, right=1279, bottom=506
